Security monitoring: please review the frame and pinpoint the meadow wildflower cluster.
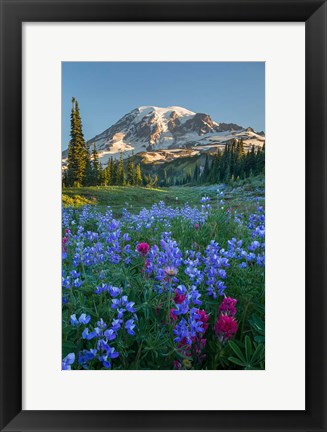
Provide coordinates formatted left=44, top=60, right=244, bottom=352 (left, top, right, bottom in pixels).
left=62, top=191, right=265, bottom=370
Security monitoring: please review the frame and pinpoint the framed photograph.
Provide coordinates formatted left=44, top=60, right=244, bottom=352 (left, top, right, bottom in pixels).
left=0, top=0, right=326, bottom=431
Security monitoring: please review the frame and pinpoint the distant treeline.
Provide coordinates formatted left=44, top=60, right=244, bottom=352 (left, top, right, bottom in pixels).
left=63, top=97, right=265, bottom=188
left=159, top=140, right=265, bottom=187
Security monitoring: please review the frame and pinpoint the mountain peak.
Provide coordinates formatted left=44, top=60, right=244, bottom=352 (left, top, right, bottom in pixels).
left=137, top=105, right=195, bottom=115
left=133, top=106, right=196, bottom=125
left=62, top=106, right=264, bottom=166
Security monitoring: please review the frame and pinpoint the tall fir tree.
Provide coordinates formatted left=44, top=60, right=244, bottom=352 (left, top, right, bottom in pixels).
left=111, top=158, right=118, bottom=185
left=66, top=97, right=88, bottom=186
left=193, top=162, right=199, bottom=184
left=135, top=164, right=142, bottom=186
left=105, top=161, right=111, bottom=186
left=99, top=163, right=106, bottom=186
left=91, top=143, right=100, bottom=185
left=83, top=149, right=93, bottom=186
left=74, top=100, right=88, bottom=185
left=127, top=151, right=135, bottom=185
left=66, top=98, right=76, bottom=186
left=118, top=152, right=125, bottom=185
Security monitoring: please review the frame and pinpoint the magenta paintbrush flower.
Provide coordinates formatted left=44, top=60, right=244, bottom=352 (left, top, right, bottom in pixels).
left=136, top=242, right=150, bottom=256
left=214, top=315, right=238, bottom=343
left=218, top=297, right=238, bottom=317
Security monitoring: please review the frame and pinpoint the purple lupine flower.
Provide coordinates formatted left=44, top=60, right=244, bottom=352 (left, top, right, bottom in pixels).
left=125, top=319, right=136, bottom=336
left=62, top=353, right=75, bottom=370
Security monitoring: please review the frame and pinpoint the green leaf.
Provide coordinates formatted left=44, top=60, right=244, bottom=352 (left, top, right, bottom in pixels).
left=253, top=303, right=265, bottom=314
left=228, top=356, right=246, bottom=367
left=254, top=335, right=265, bottom=343
left=228, top=341, right=246, bottom=363
left=244, top=335, right=252, bottom=363
left=249, top=314, right=265, bottom=335
left=62, top=341, right=77, bottom=358
left=251, top=344, right=265, bottom=364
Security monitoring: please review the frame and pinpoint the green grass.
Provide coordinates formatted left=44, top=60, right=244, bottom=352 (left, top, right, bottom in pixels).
left=62, top=194, right=96, bottom=207
left=62, top=175, right=264, bottom=215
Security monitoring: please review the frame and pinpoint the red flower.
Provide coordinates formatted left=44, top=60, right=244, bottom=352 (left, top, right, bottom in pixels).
left=178, top=337, right=192, bottom=349
left=62, top=236, right=68, bottom=252
left=170, top=308, right=178, bottom=321
left=137, top=242, right=150, bottom=256
left=218, top=297, right=237, bottom=317
left=174, top=290, right=186, bottom=304
left=173, top=360, right=182, bottom=370
left=194, top=223, right=199, bottom=230
left=197, top=309, right=209, bottom=332
left=214, top=315, right=238, bottom=342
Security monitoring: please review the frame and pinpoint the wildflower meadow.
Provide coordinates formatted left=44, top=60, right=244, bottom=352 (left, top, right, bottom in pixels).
left=62, top=180, right=265, bottom=370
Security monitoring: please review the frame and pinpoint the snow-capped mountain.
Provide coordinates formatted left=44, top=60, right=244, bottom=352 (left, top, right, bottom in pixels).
left=62, top=106, right=265, bottom=166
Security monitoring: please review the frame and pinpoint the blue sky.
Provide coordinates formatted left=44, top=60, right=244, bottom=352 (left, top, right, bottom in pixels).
left=62, top=62, right=265, bottom=150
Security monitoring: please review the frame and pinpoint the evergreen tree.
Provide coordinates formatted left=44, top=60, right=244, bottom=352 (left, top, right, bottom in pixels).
left=66, top=98, right=76, bottom=186
left=111, top=159, right=118, bottom=185
left=260, top=143, right=266, bottom=174
left=83, top=151, right=93, bottom=186
left=66, top=97, right=88, bottom=186
left=230, top=140, right=237, bottom=176
left=224, top=161, right=231, bottom=182
left=105, top=161, right=111, bottom=186
left=248, top=145, right=256, bottom=176
left=188, top=142, right=265, bottom=187
left=118, top=152, right=125, bottom=185
left=91, top=143, right=100, bottom=185
left=237, top=138, right=245, bottom=158
left=62, top=170, right=68, bottom=188
left=135, top=164, right=142, bottom=186
left=223, top=145, right=231, bottom=182
left=99, top=163, right=106, bottom=186
left=193, top=162, right=199, bottom=184
left=74, top=100, right=88, bottom=185
left=143, top=174, right=151, bottom=187
left=109, top=158, right=115, bottom=185
left=132, top=151, right=135, bottom=183
left=161, top=169, right=168, bottom=187
left=153, top=175, right=158, bottom=188
left=202, top=155, right=210, bottom=183
left=127, top=152, right=135, bottom=185
left=208, top=155, right=218, bottom=183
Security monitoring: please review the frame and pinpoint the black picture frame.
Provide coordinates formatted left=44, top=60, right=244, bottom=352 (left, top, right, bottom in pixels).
left=0, top=0, right=326, bottom=431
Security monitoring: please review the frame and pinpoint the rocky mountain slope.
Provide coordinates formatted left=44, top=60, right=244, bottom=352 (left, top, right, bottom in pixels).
left=62, top=106, right=265, bottom=166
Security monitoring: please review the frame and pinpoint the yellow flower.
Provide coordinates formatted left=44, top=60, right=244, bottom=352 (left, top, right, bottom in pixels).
left=183, top=359, right=192, bottom=369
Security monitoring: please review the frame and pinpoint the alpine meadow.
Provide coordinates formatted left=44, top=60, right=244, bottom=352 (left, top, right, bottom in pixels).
left=62, top=62, right=265, bottom=371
